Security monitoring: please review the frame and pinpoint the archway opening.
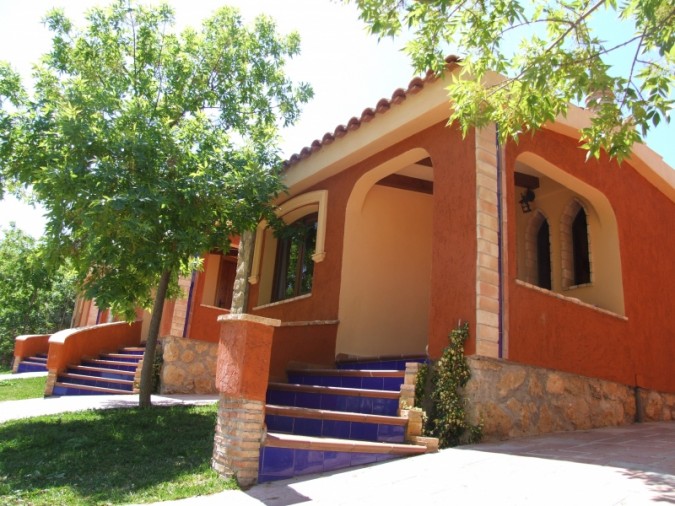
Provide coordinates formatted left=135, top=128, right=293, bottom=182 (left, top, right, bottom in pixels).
left=337, top=148, right=434, bottom=358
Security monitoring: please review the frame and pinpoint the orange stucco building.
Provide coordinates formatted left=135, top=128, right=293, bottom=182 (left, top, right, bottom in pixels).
left=71, top=64, right=674, bottom=412
left=127, top=63, right=675, bottom=395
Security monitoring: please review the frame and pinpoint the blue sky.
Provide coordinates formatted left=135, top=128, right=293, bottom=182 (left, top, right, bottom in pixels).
left=1, top=0, right=672, bottom=238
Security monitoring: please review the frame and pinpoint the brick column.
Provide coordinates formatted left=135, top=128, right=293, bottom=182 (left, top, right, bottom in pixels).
left=474, top=124, right=502, bottom=358
left=211, top=313, right=280, bottom=488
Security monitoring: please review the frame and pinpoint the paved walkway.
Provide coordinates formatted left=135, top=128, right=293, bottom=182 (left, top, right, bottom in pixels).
left=2, top=374, right=673, bottom=505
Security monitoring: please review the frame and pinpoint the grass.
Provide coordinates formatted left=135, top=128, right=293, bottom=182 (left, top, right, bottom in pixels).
left=0, top=376, right=46, bottom=401
left=0, top=404, right=238, bottom=505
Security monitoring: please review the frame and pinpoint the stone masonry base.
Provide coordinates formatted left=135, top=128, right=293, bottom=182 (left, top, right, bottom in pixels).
left=464, top=356, right=675, bottom=442
left=160, top=336, right=217, bottom=394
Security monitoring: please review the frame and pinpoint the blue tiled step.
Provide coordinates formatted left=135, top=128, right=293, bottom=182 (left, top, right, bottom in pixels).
left=265, top=404, right=406, bottom=443
left=80, top=359, right=138, bottom=371
left=100, top=353, right=143, bottom=363
left=17, top=355, right=48, bottom=373
left=287, top=368, right=404, bottom=391
left=59, top=372, right=134, bottom=391
left=335, top=355, right=427, bottom=371
left=259, top=432, right=426, bottom=483
left=67, top=365, right=136, bottom=381
left=52, top=381, right=132, bottom=396
left=266, top=382, right=400, bottom=416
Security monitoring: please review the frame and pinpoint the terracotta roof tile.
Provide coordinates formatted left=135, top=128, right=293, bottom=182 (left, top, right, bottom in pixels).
left=284, top=55, right=461, bottom=169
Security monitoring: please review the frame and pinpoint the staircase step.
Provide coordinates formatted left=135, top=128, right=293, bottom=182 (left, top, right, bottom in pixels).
left=25, top=356, right=48, bottom=363
left=287, top=368, right=404, bottom=391
left=335, top=355, right=427, bottom=371
left=59, top=372, right=134, bottom=389
left=120, top=347, right=145, bottom=354
left=265, top=404, right=406, bottom=443
left=266, top=383, right=400, bottom=416
left=16, top=360, right=48, bottom=373
left=53, top=381, right=133, bottom=396
left=259, top=433, right=426, bottom=482
left=80, top=359, right=138, bottom=371
left=100, top=353, right=143, bottom=363
left=68, top=365, right=136, bottom=380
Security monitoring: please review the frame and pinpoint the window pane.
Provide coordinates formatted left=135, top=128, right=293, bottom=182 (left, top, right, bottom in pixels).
left=272, top=213, right=318, bottom=302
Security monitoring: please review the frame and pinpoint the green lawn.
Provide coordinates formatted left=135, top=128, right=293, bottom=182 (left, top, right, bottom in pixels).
left=0, top=404, right=237, bottom=505
left=0, top=376, right=46, bottom=401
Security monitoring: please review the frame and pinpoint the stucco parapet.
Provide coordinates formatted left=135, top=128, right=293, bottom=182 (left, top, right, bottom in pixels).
left=515, top=280, right=628, bottom=320
left=217, top=313, right=281, bottom=327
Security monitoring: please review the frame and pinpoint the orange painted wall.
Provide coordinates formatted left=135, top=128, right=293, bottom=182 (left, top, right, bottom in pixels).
left=505, top=130, right=675, bottom=393
left=268, top=325, right=338, bottom=382
left=250, top=121, right=478, bottom=362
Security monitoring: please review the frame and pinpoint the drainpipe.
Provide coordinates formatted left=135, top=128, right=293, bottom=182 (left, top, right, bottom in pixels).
left=182, top=269, right=197, bottom=338
left=495, top=125, right=504, bottom=359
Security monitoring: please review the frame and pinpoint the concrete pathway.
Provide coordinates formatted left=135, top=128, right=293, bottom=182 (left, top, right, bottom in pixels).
left=0, top=371, right=48, bottom=380
left=154, top=422, right=675, bottom=506
left=1, top=385, right=673, bottom=505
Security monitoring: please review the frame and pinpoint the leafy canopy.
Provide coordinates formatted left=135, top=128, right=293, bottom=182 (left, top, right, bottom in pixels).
left=0, top=225, right=77, bottom=367
left=0, top=1, right=313, bottom=319
left=350, top=0, right=674, bottom=160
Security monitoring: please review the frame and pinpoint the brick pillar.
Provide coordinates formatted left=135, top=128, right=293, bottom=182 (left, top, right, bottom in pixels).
left=211, top=314, right=280, bottom=488
left=474, top=124, right=502, bottom=358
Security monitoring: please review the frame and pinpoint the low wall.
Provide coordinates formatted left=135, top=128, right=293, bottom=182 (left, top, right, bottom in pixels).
left=160, top=336, right=218, bottom=394
left=464, top=356, right=637, bottom=441
left=639, top=389, right=675, bottom=422
left=12, top=334, right=51, bottom=372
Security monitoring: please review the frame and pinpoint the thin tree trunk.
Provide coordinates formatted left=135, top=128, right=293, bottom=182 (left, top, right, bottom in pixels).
left=139, top=269, right=171, bottom=408
left=230, top=230, right=254, bottom=314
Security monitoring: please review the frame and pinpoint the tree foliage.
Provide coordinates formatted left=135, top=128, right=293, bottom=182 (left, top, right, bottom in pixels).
left=350, top=0, right=673, bottom=160
left=0, top=225, right=77, bottom=368
left=0, top=0, right=312, bottom=405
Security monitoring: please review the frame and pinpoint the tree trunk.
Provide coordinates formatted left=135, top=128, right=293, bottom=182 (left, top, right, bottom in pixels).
left=138, top=269, right=172, bottom=408
left=230, top=230, right=254, bottom=314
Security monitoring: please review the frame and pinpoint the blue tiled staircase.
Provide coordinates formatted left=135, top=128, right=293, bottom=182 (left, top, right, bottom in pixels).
left=52, top=347, right=145, bottom=396
left=16, top=353, right=48, bottom=373
left=259, top=357, right=432, bottom=482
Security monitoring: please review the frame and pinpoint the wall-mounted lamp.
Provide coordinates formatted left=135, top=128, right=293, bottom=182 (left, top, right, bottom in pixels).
left=519, top=188, right=536, bottom=213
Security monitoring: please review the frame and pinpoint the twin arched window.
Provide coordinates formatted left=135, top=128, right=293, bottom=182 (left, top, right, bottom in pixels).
left=526, top=199, right=591, bottom=291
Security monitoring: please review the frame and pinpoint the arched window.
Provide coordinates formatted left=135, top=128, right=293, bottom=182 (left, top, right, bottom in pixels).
left=572, top=208, right=591, bottom=285
left=536, top=219, right=552, bottom=290
left=561, top=199, right=592, bottom=288
left=249, top=190, right=328, bottom=306
left=272, top=213, right=318, bottom=302
left=524, top=210, right=552, bottom=290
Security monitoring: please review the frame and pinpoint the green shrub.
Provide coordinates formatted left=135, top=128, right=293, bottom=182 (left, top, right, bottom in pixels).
left=415, top=322, right=482, bottom=448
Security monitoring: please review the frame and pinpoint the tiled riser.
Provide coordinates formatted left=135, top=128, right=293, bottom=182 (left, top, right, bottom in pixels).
left=17, top=363, right=47, bottom=373
left=266, top=390, right=399, bottom=416
left=265, top=415, right=405, bottom=443
left=287, top=374, right=403, bottom=391
left=69, top=369, right=133, bottom=381
left=81, top=362, right=136, bottom=372
left=62, top=377, right=133, bottom=391
left=336, top=359, right=425, bottom=370
left=52, top=385, right=110, bottom=396
left=107, top=356, right=142, bottom=363
left=258, top=447, right=395, bottom=483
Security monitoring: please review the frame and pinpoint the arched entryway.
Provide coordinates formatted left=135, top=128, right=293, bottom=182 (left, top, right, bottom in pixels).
left=337, top=148, right=434, bottom=357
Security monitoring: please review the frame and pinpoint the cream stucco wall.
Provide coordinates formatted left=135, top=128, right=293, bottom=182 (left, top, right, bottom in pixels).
left=336, top=184, right=433, bottom=357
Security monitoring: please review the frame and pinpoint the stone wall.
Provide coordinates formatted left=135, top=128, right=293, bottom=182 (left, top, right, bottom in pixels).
left=464, top=356, right=637, bottom=441
left=639, top=389, right=675, bottom=422
left=160, top=336, right=218, bottom=394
